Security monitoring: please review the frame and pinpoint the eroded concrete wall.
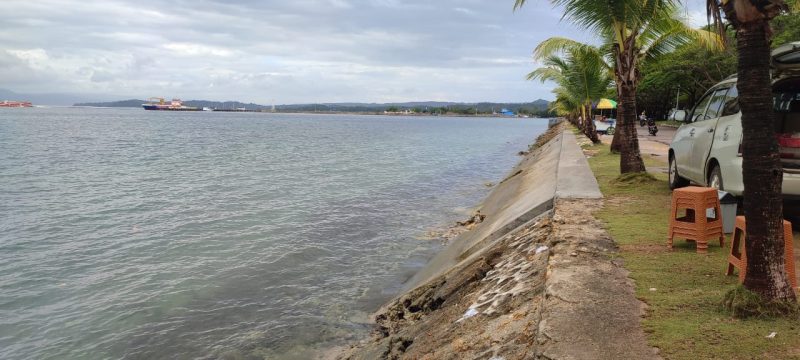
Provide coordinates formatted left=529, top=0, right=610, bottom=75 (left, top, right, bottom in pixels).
left=403, top=128, right=600, bottom=293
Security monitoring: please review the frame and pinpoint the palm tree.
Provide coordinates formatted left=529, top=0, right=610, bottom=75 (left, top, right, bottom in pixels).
left=528, top=44, right=612, bottom=142
left=707, top=0, right=795, bottom=305
left=516, top=0, right=721, bottom=173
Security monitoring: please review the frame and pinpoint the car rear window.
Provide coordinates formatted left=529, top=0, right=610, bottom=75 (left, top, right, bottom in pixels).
left=775, top=92, right=800, bottom=112
left=774, top=78, right=800, bottom=112
left=719, top=81, right=799, bottom=114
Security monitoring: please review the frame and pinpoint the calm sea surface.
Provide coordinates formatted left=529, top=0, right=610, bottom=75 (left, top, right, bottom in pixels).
left=0, top=108, right=547, bottom=359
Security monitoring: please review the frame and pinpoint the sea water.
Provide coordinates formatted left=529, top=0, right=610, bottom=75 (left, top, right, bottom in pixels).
left=0, top=108, right=547, bottom=359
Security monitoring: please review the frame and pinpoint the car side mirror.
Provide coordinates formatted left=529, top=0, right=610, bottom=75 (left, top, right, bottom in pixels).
left=673, top=110, right=687, bottom=122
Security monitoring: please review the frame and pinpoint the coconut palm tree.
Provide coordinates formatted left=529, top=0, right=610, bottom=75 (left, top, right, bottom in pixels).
left=549, top=87, right=585, bottom=126
left=516, top=0, right=721, bottom=173
left=707, top=0, right=795, bottom=305
left=528, top=45, right=612, bottom=142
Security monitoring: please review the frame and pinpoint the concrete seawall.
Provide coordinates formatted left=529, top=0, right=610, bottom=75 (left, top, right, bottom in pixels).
left=335, top=125, right=657, bottom=360
left=402, top=127, right=601, bottom=293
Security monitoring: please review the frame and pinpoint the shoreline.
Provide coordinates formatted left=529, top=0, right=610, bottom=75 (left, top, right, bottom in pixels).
left=328, top=124, right=657, bottom=359
left=64, top=106, right=541, bottom=118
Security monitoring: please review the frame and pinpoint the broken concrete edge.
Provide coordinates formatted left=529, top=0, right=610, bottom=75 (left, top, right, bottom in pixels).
left=396, top=123, right=565, bottom=294
left=536, top=199, right=660, bottom=359
left=334, top=199, right=659, bottom=359
left=332, top=122, right=658, bottom=359
left=400, top=123, right=603, bottom=297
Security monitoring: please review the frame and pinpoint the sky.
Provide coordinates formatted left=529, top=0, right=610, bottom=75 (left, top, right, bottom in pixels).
left=0, top=0, right=709, bottom=104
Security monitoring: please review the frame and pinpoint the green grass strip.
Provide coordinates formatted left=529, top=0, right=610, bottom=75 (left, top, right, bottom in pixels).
left=585, top=143, right=800, bottom=360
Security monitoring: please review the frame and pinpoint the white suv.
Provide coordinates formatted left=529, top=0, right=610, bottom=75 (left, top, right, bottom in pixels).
left=668, top=41, right=800, bottom=196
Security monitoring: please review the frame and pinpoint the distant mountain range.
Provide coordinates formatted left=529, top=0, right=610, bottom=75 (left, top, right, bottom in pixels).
left=0, top=88, right=120, bottom=106
left=73, top=99, right=551, bottom=114
left=0, top=88, right=550, bottom=114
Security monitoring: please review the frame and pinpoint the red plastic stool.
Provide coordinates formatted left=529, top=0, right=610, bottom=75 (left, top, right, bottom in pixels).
left=668, top=186, right=724, bottom=253
left=726, top=216, right=796, bottom=288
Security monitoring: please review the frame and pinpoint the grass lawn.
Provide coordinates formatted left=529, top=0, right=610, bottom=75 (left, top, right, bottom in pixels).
left=585, top=143, right=800, bottom=360
left=656, top=120, right=684, bottom=128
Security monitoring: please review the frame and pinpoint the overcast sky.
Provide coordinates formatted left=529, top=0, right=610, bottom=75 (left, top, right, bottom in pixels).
left=0, top=0, right=708, bottom=104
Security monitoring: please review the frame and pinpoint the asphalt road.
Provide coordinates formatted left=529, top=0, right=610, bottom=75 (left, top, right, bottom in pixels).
left=635, top=123, right=676, bottom=146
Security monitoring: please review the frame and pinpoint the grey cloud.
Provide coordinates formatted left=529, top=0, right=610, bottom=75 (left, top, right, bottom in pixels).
left=1, top=0, right=594, bottom=103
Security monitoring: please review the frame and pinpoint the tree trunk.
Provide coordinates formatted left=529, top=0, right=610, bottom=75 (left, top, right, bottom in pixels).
left=610, top=41, right=646, bottom=171
left=617, top=82, right=646, bottom=172
left=583, top=104, right=600, bottom=143
left=738, top=23, right=796, bottom=302
left=610, top=122, right=621, bottom=152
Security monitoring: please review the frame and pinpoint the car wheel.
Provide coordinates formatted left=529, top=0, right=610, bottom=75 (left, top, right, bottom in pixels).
left=669, top=155, right=689, bottom=190
left=708, top=165, right=723, bottom=190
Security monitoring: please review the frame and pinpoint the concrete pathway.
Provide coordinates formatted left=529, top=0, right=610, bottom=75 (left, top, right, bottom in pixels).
left=536, top=198, right=660, bottom=360
left=558, top=131, right=603, bottom=199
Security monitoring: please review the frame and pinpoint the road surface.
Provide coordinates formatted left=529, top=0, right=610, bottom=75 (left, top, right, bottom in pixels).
left=599, top=124, right=676, bottom=164
left=636, top=123, right=676, bottom=146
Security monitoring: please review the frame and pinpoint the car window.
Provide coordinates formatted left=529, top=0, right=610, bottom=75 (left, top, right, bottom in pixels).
left=703, top=88, right=730, bottom=120
left=721, top=85, right=739, bottom=116
left=690, top=91, right=714, bottom=122
left=775, top=92, right=800, bottom=112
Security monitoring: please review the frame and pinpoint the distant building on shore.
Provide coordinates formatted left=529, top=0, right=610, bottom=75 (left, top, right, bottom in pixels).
left=499, top=108, right=515, bottom=116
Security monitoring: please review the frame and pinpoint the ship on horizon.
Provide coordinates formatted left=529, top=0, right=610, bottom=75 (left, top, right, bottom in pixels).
left=0, top=100, right=33, bottom=108
left=142, top=97, right=201, bottom=111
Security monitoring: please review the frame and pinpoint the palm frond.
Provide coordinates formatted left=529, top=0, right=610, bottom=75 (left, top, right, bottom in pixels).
left=638, top=8, right=723, bottom=63
left=533, top=37, right=589, bottom=59
left=533, top=37, right=613, bottom=70
left=528, top=41, right=612, bottom=116
left=527, top=67, right=563, bottom=82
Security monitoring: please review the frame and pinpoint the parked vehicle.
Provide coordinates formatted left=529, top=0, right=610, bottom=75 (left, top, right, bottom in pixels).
left=668, top=41, right=800, bottom=196
left=594, top=118, right=616, bottom=134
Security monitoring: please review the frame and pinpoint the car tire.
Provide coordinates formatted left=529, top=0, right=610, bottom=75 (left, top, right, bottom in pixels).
left=669, top=155, right=689, bottom=190
left=708, top=164, right=723, bottom=190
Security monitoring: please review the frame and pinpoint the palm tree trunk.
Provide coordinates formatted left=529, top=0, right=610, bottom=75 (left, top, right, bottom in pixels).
left=610, top=121, right=621, bottom=153
left=584, top=104, right=599, bottom=143
left=614, top=45, right=647, bottom=173
left=617, top=82, right=646, bottom=172
left=738, top=23, right=796, bottom=302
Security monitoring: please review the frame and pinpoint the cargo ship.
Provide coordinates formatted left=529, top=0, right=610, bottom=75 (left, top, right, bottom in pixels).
left=0, top=100, right=33, bottom=108
left=142, top=97, right=201, bottom=111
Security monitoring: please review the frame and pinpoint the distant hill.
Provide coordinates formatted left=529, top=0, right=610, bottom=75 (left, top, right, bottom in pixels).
left=0, top=88, right=119, bottom=106
left=75, top=99, right=146, bottom=108
left=74, top=99, right=551, bottom=114
left=75, top=99, right=273, bottom=111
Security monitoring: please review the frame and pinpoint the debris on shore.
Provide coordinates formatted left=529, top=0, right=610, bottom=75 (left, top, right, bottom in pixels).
left=419, top=211, right=487, bottom=244
left=455, top=211, right=485, bottom=229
